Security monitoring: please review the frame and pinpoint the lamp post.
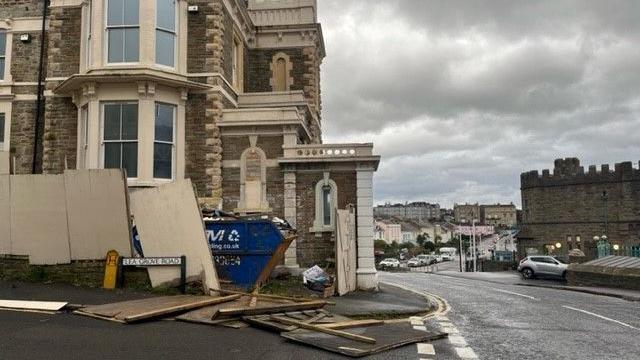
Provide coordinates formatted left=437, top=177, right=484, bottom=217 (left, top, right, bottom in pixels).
left=472, top=219, right=477, bottom=272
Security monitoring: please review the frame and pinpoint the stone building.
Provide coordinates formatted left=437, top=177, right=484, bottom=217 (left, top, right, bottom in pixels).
left=0, top=0, right=380, bottom=289
left=453, top=203, right=480, bottom=224
left=374, top=201, right=441, bottom=222
left=518, top=158, right=640, bottom=260
left=481, top=203, right=517, bottom=228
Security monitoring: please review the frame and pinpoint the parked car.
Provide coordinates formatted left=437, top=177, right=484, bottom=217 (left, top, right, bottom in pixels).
left=417, top=254, right=437, bottom=265
left=378, top=258, right=400, bottom=269
left=433, top=254, right=443, bottom=263
left=441, top=254, right=454, bottom=261
left=517, top=256, right=568, bottom=279
left=407, top=257, right=421, bottom=267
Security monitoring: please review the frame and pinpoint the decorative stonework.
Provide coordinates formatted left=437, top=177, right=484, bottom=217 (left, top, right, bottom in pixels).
left=302, top=46, right=322, bottom=142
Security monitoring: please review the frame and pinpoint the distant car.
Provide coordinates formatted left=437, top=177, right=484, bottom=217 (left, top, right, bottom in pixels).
left=417, top=254, right=437, bottom=265
left=378, top=258, right=400, bottom=269
left=518, top=256, right=568, bottom=279
left=407, top=258, right=422, bottom=267
left=433, top=255, right=443, bottom=263
left=441, top=254, right=454, bottom=261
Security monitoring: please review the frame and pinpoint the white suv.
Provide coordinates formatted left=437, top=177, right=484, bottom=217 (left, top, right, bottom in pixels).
left=518, top=256, right=568, bottom=279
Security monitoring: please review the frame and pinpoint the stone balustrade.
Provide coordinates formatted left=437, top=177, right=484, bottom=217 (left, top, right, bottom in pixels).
left=283, top=143, right=374, bottom=159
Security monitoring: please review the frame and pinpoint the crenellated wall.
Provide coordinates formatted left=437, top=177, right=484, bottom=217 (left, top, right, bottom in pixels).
left=519, top=158, right=640, bottom=260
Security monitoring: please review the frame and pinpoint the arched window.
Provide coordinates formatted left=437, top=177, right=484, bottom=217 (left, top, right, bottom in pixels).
left=238, top=146, right=270, bottom=213
left=270, top=52, right=293, bottom=92
left=311, top=173, right=338, bottom=232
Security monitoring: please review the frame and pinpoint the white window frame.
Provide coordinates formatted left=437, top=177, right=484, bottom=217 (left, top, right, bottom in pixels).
left=153, top=102, right=176, bottom=181
left=310, top=173, right=338, bottom=233
left=78, top=105, right=89, bottom=168
left=105, top=0, right=140, bottom=65
left=155, top=0, right=178, bottom=69
left=100, top=101, right=139, bottom=179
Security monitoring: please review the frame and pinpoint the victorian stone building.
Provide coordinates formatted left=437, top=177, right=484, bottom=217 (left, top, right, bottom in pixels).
left=519, top=158, right=640, bottom=260
left=0, top=0, right=380, bottom=289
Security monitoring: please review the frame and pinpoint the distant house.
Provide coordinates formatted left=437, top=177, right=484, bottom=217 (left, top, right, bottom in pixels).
left=375, top=220, right=402, bottom=245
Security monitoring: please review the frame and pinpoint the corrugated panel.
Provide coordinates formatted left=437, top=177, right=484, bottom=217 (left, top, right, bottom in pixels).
left=584, top=255, right=640, bottom=269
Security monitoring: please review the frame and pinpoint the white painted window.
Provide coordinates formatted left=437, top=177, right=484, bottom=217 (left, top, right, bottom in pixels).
left=0, top=31, right=6, bottom=80
left=0, top=113, right=5, bottom=151
left=102, top=102, right=138, bottom=177
left=311, top=175, right=338, bottom=232
left=156, top=0, right=177, bottom=67
left=153, top=102, right=175, bottom=179
left=106, top=0, right=140, bottom=63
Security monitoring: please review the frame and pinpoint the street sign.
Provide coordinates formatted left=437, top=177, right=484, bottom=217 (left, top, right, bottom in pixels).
left=122, top=257, right=182, bottom=266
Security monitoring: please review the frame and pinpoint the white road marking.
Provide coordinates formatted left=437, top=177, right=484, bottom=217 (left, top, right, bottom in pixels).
left=417, top=343, right=436, bottom=355
left=448, top=335, right=468, bottom=346
left=563, top=306, right=639, bottom=330
left=413, top=325, right=427, bottom=331
left=490, top=288, right=537, bottom=300
left=455, top=347, right=478, bottom=359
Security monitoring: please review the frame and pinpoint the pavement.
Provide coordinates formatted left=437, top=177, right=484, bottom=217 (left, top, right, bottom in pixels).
left=0, top=279, right=436, bottom=360
left=381, top=271, right=640, bottom=360
left=331, top=282, right=434, bottom=317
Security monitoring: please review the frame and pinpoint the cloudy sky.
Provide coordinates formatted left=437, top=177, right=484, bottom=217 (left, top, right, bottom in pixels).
left=316, top=0, right=640, bottom=208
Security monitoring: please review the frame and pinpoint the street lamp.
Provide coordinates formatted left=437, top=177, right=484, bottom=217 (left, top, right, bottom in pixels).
left=613, top=244, right=620, bottom=251
left=555, top=242, right=562, bottom=249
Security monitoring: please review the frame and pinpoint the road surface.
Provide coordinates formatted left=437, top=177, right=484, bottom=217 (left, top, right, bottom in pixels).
left=380, top=271, right=640, bottom=359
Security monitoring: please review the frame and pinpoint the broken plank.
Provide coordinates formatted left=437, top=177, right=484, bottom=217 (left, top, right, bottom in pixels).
left=123, top=295, right=241, bottom=323
left=73, top=310, right=126, bottom=324
left=320, top=319, right=384, bottom=330
left=271, top=316, right=376, bottom=344
left=253, top=235, right=297, bottom=289
left=0, top=300, right=68, bottom=312
left=212, top=301, right=326, bottom=319
left=216, top=289, right=322, bottom=304
left=243, top=315, right=298, bottom=333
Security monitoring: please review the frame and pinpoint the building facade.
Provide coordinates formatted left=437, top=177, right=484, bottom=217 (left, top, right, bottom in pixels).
left=481, top=203, right=517, bottom=228
left=453, top=203, right=480, bottom=224
left=519, top=158, right=640, bottom=260
left=374, top=220, right=401, bottom=245
left=0, top=0, right=380, bottom=289
left=374, top=202, right=441, bottom=222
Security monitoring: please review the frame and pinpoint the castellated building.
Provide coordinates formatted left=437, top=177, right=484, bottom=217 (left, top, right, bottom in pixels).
left=0, top=0, right=380, bottom=289
left=518, top=158, right=640, bottom=260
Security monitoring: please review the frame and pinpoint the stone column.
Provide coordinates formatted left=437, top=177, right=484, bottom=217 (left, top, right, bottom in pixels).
left=356, top=165, right=378, bottom=290
left=283, top=167, right=300, bottom=270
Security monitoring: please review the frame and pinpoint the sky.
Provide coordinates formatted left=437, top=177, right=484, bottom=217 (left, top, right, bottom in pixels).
left=316, top=0, right=640, bottom=208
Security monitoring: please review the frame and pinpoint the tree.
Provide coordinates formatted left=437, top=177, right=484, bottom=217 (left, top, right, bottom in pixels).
left=374, top=239, right=387, bottom=250
left=424, top=241, right=436, bottom=253
left=416, top=234, right=426, bottom=247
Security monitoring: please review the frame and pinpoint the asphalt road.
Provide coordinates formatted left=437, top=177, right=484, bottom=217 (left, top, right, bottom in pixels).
left=380, top=271, right=640, bottom=360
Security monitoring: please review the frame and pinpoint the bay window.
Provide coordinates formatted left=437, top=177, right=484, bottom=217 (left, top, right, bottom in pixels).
left=102, top=102, right=138, bottom=177
left=107, top=0, right=140, bottom=63
left=154, top=102, right=175, bottom=179
left=0, top=31, right=6, bottom=80
left=156, top=0, right=176, bottom=67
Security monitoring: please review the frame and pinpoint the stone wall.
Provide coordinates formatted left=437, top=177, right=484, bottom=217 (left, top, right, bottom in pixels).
left=186, top=0, right=211, bottom=74
left=42, top=96, right=77, bottom=173
left=0, top=256, right=151, bottom=289
left=0, top=0, right=43, bottom=18
left=10, top=100, right=41, bottom=174
left=185, top=93, right=209, bottom=196
left=519, top=158, right=640, bottom=258
left=566, top=264, right=640, bottom=291
left=295, top=170, right=357, bottom=267
left=245, top=48, right=305, bottom=93
left=46, top=6, right=81, bottom=78
left=10, top=31, right=45, bottom=82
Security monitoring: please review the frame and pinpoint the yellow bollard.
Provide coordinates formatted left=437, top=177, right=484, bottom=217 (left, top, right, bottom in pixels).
left=103, top=250, right=119, bottom=289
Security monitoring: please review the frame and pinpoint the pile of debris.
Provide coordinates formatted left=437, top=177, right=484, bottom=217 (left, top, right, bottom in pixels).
left=1, top=293, right=447, bottom=358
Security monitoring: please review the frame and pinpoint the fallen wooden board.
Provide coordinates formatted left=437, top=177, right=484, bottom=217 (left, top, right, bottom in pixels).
left=213, top=301, right=327, bottom=319
left=281, top=322, right=448, bottom=357
left=271, top=316, right=376, bottom=344
left=320, top=319, right=384, bottom=330
left=76, top=295, right=238, bottom=323
left=176, top=296, right=288, bottom=325
left=253, top=235, right=297, bottom=289
left=129, top=180, right=220, bottom=292
left=244, top=310, right=345, bottom=333
left=217, top=289, right=331, bottom=304
left=0, top=300, right=68, bottom=312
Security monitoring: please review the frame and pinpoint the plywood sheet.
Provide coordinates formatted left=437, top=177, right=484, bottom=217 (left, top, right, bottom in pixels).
left=129, top=180, right=219, bottom=292
left=0, top=175, right=10, bottom=254
left=77, top=295, right=232, bottom=323
left=10, top=175, right=70, bottom=264
left=281, top=322, right=448, bottom=358
left=176, top=296, right=287, bottom=325
left=64, top=169, right=131, bottom=260
left=0, top=300, right=68, bottom=311
left=336, top=209, right=357, bottom=296
left=0, top=152, right=9, bottom=175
